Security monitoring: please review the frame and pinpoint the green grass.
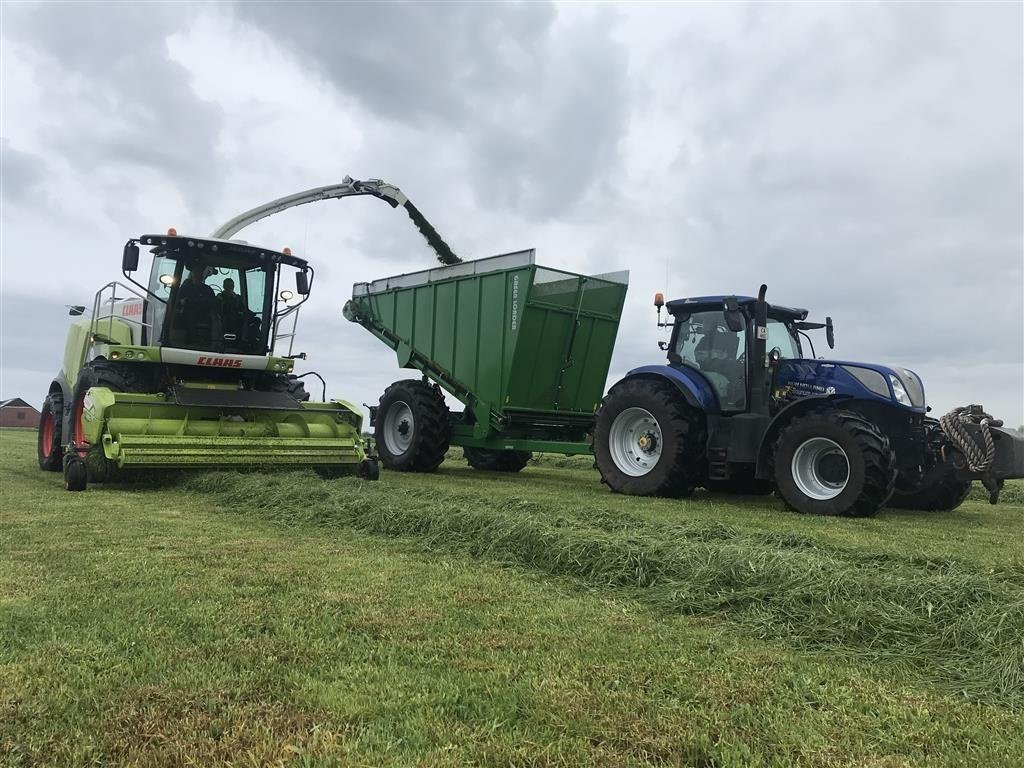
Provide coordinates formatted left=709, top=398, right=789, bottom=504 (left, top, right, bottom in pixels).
left=2, top=428, right=1022, bottom=766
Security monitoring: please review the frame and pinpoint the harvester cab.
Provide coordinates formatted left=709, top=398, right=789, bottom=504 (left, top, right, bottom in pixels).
left=40, top=231, right=376, bottom=491
left=595, top=285, right=1024, bottom=517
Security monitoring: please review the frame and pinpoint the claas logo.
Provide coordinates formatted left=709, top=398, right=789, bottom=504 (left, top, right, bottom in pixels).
left=196, top=356, right=243, bottom=368
left=121, top=303, right=143, bottom=317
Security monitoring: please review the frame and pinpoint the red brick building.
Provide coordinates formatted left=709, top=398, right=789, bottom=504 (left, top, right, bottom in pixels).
left=0, top=398, right=41, bottom=428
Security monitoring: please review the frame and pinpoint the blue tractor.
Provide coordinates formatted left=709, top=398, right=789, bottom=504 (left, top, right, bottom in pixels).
left=594, top=286, right=1024, bottom=517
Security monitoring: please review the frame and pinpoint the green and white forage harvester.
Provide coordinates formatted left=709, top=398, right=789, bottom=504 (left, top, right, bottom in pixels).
left=37, top=180, right=436, bottom=490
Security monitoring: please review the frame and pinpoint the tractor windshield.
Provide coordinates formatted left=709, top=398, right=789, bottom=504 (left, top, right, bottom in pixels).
left=147, top=251, right=273, bottom=354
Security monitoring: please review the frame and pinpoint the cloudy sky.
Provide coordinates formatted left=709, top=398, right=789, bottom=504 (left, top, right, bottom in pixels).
left=2, top=1, right=1022, bottom=427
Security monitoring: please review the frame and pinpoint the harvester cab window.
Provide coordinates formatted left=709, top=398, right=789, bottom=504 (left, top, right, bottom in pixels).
left=675, top=310, right=748, bottom=411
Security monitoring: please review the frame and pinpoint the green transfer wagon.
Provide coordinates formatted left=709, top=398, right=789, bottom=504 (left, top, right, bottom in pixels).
left=343, top=250, right=629, bottom=472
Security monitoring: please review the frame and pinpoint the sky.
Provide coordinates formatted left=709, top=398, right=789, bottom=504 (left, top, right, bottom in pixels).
left=2, top=1, right=1022, bottom=427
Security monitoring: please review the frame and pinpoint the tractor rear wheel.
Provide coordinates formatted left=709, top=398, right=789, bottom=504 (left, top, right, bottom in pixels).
left=594, top=378, right=706, bottom=497
left=70, top=360, right=152, bottom=482
left=772, top=409, right=895, bottom=517
left=889, top=471, right=972, bottom=512
left=375, top=380, right=450, bottom=472
left=38, top=391, right=64, bottom=471
left=464, top=447, right=532, bottom=472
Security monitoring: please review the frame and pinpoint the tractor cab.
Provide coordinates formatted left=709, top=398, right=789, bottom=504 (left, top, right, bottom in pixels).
left=120, top=232, right=312, bottom=357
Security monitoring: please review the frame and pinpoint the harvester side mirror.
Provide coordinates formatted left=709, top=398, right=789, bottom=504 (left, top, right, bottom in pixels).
left=826, top=316, right=835, bottom=349
left=122, top=242, right=140, bottom=273
left=296, top=270, right=310, bottom=296
left=68, top=305, right=86, bottom=316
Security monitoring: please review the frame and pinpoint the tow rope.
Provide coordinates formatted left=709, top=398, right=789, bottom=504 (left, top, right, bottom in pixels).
left=939, top=405, right=997, bottom=472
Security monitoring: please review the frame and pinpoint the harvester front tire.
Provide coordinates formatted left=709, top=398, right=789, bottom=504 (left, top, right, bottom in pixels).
left=888, top=471, right=972, bottom=512
left=772, top=409, right=895, bottom=518
left=358, top=458, right=381, bottom=481
left=375, top=380, right=450, bottom=472
left=63, top=455, right=88, bottom=492
left=268, top=374, right=310, bottom=402
left=463, top=447, right=532, bottom=473
left=594, top=378, right=706, bottom=497
left=70, top=360, right=150, bottom=482
left=38, top=392, right=64, bottom=471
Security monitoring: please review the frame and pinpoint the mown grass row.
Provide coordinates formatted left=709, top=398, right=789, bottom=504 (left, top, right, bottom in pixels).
left=178, top=470, right=1024, bottom=707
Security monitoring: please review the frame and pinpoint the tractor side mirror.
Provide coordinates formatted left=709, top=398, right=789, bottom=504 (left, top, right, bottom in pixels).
left=724, top=309, right=744, bottom=333
left=826, top=316, right=835, bottom=349
left=68, top=305, right=86, bottom=316
left=122, top=242, right=140, bottom=272
left=296, top=270, right=310, bottom=296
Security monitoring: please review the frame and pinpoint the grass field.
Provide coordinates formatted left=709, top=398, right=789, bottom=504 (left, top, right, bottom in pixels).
left=2, top=427, right=1022, bottom=767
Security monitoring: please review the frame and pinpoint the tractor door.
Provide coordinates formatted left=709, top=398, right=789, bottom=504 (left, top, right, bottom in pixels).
left=673, top=311, right=748, bottom=411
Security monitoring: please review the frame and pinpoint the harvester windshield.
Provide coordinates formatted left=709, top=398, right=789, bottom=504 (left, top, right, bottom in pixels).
left=124, top=233, right=311, bottom=356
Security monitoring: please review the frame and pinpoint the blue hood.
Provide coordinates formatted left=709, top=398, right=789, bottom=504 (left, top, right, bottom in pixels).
left=775, top=358, right=926, bottom=412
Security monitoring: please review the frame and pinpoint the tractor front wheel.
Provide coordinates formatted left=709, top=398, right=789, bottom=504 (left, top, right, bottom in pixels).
left=772, top=409, right=895, bottom=517
left=889, top=471, right=972, bottom=512
left=375, top=380, right=450, bottom=472
left=464, top=447, right=532, bottom=473
left=594, top=378, right=706, bottom=497
left=38, top=391, right=64, bottom=471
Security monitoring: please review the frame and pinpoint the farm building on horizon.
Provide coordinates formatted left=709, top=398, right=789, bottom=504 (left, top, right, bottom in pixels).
left=0, top=398, right=40, bottom=428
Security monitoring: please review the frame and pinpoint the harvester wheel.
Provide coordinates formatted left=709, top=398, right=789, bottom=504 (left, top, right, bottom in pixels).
left=63, top=455, right=88, bottom=492
left=888, top=471, right=972, bottom=512
left=772, top=409, right=895, bottom=517
left=70, top=360, right=150, bottom=482
left=375, top=380, right=450, bottom=472
left=358, top=458, right=381, bottom=481
left=593, top=378, right=706, bottom=497
left=268, top=374, right=310, bottom=402
left=38, top=392, right=64, bottom=471
left=464, top=447, right=532, bottom=473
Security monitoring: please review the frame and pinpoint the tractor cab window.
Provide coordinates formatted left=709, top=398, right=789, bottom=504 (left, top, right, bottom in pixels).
left=674, top=310, right=747, bottom=410
left=766, top=318, right=800, bottom=359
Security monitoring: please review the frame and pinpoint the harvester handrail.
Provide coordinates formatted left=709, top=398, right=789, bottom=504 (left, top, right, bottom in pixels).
left=84, top=281, right=154, bottom=369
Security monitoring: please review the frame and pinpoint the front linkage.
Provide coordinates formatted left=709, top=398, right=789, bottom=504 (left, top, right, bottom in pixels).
left=938, top=405, right=1024, bottom=504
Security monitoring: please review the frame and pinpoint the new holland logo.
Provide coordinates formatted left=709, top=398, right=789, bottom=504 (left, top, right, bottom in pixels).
left=196, top=356, right=243, bottom=368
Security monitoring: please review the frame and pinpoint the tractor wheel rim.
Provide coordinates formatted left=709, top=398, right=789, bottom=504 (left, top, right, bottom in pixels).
left=608, top=407, right=663, bottom=477
left=791, top=437, right=849, bottom=500
left=42, top=412, right=55, bottom=457
left=383, top=401, right=415, bottom=456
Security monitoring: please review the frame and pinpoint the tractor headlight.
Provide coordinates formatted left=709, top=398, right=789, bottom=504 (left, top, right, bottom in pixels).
left=889, top=375, right=912, bottom=406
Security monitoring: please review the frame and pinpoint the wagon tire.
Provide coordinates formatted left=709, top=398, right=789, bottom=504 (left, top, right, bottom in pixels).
left=38, top=391, right=64, bottom=471
left=375, top=380, right=450, bottom=472
left=772, top=409, right=895, bottom=517
left=594, top=378, right=706, bottom=497
left=464, top=447, right=532, bottom=473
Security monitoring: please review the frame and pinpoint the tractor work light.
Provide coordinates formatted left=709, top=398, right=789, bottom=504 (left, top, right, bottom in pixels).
left=279, top=289, right=295, bottom=302
left=159, top=274, right=175, bottom=287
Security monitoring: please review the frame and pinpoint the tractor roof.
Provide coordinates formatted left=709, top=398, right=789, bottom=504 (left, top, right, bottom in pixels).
left=666, top=295, right=808, bottom=321
left=137, top=233, right=308, bottom=270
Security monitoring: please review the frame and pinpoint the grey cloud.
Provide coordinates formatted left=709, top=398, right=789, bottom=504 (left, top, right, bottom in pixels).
left=235, top=1, right=630, bottom=218
left=0, top=139, right=47, bottom=205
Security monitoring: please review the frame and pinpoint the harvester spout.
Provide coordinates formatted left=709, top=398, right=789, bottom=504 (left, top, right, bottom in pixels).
left=210, top=177, right=462, bottom=266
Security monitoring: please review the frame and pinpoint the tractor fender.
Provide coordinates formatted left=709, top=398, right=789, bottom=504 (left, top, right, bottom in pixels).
left=755, top=395, right=848, bottom=477
left=616, top=365, right=719, bottom=413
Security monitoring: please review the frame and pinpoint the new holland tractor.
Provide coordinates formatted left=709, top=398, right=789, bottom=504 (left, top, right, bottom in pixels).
left=38, top=177, right=464, bottom=491
left=593, top=286, right=1024, bottom=517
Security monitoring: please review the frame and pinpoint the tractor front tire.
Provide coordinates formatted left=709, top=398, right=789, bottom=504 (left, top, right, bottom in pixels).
left=594, top=378, right=706, bottom=497
left=464, top=447, right=532, bottom=473
left=772, top=409, right=895, bottom=517
left=375, top=380, right=450, bottom=472
left=889, top=471, right=972, bottom=512
left=38, top=391, right=64, bottom=471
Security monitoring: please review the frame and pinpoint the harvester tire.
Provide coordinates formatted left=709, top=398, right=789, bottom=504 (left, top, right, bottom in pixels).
left=594, top=378, right=706, bottom=498
left=772, top=409, right=895, bottom=517
left=464, top=447, right=532, bottom=473
left=268, top=374, right=310, bottom=402
left=70, top=360, right=150, bottom=482
left=63, top=455, right=88, bottom=492
left=375, top=380, right=450, bottom=472
left=358, top=458, right=381, bottom=481
left=888, top=471, right=972, bottom=512
left=38, top=392, right=64, bottom=471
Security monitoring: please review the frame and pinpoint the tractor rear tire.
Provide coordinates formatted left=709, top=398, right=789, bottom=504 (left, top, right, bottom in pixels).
left=38, top=391, right=64, bottom=471
left=594, top=378, right=706, bottom=497
left=772, top=409, right=895, bottom=517
left=888, top=472, right=972, bottom=512
left=464, top=447, right=532, bottom=473
left=70, top=360, right=152, bottom=482
left=375, top=380, right=450, bottom=472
